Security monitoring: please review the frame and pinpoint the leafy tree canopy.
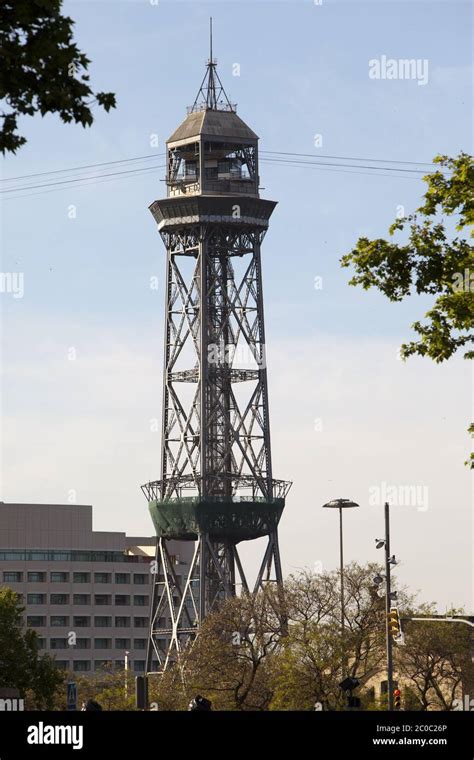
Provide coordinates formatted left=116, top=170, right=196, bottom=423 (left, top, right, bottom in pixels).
left=0, top=586, right=63, bottom=708
left=340, top=153, right=473, bottom=362
left=0, top=0, right=116, bottom=153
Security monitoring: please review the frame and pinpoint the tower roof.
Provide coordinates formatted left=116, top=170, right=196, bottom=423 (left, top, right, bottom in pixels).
left=168, top=109, right=258, bottom=145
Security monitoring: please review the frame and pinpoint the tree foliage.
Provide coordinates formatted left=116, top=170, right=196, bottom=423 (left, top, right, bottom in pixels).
left=177, top=584, right=285, bottom=711
left=396, top=609, right=474, bottom=711
left=271, top=564, right=402, bottom=710
left=340, top=153, right=473, bottom=363
left=0, top=0, right=116, bottom=153
left=0, top=586, right=63, bottom=708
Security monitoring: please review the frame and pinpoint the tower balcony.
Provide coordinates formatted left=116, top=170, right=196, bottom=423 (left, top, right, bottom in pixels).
left=141, top=475, right=292, bottom=542
left=149, top=195, right=276, bottom=233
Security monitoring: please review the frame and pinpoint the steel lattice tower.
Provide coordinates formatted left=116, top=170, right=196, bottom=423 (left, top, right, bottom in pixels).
left=142, top=31, right=291, bottom=672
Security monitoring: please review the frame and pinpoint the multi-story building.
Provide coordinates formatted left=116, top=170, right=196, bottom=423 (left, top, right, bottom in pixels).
left=0, top=502, right=192, bottom=675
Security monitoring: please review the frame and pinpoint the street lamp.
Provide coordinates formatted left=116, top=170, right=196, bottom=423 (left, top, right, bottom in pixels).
left=322, top=498, right=359, bottom=677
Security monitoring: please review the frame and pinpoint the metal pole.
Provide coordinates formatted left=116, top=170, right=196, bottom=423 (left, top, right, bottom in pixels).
left=124, top=650, right=129, bottom=701
left=339, top=506, right=345, bottom=677
left=384, top=502, right=394, bottom=710
left=407, top=617, right=474, bottom=628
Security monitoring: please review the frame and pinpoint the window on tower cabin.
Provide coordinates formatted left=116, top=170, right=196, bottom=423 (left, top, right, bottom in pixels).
left=169, top=144, right=199, bottom=185
left=184, top=160, right=197, bottom=178
left=203, top=142, right=253, bottom=184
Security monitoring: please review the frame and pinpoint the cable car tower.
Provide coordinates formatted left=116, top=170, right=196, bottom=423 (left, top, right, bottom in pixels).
left=142, top=21, right=291, bottom=671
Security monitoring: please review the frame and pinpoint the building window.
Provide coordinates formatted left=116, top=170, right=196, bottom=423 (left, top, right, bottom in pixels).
left=27, top=593, right=46, bottom=605
left=94, top=594, right=111, bottom=606
left=94, top=573, right=111, bottom=584
left=94, top=616, right=111, bottom=628
left=54, top=661, right=69, bottom=670
left=51, top=616, right=69, bottom=627
left=3, top=571, right=23, bottom=583
left=133, top=639, right=146, bottom=650
left=50, top=638, right=68, bottom=650
left=115, top=638, right=131, bottom=649
left=37, top=638, right=47, bottom=649
left=134, top=617, right=147, bottom=628
left=50, top=594, right=69, bottom=605
left=134, top=661, right=145, bottom=672
left=133, top=595, right=149, bottom=607
left=75, top=639, right=91, bottom=650
left=0, top=549, right=143, bottom=562
left=94, top=638, right=111, bottom=649
left=94, top=660, right=112, bottom=672
left=27, top=572, right=46, bottom=582
left=73, top=661, right=91, bottom=672
left=133, top=574, right=147, bottom=585
left=27, top=616, right=46, bottom=627
left=51, top=572, right=69, bottom=583
left=73, top=594, right=90, bottom=605
left=115, top=617, right=130, bottom=628
left=73, top=616, right=91, bottom=627
left=115, top=595, right=130, bottom=606
left=115, top=573, right=130, bottom=584
left=73, top=572, right=90, bottom=583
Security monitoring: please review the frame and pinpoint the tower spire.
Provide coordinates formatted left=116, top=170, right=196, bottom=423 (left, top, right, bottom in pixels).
left=189, top=18, right=235, bottom=113
left=210, top=16, right=213, bottom=63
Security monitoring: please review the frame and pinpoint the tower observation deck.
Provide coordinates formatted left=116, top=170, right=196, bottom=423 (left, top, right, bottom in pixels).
left=142, top=26, right=291, bottom=671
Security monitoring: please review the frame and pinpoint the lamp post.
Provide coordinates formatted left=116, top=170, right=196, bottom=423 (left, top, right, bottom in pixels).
left=322, top=498, right=359, bottom=677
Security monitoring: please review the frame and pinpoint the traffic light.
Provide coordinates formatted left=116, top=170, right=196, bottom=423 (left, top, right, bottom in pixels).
left=387, top=607, right=401, bottom=641
left=393, top=688, right=401, bottom=709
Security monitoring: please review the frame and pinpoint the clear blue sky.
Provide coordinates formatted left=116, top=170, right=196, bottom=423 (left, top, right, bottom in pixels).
left=1, top=1, right=472, bottom=610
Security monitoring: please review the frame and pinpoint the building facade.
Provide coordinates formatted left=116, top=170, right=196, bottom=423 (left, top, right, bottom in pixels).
left=0, top=502, right=193, bottom=674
